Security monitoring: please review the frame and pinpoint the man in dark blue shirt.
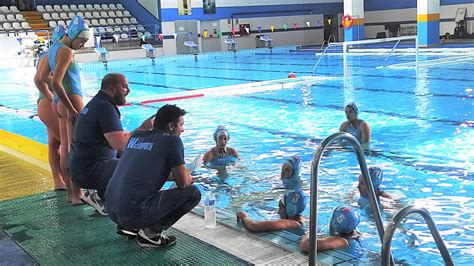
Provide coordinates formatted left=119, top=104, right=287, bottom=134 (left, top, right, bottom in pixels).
left=105, top=104, right=201, bottom=248
left=69, top=73, right=153, bottom=216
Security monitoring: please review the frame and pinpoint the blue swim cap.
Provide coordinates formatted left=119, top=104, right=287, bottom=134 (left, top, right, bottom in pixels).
left=282, top=189, right=306, bottom=217
left=282, top=156, right=302, bottom=190
left=52, top=25, right=66, bottom=45
left=213, top=125, right=229, bottom=142
left=330, top=206, right=360, bottom=235
left=345, top=102, right=359, bottom=117
left=360, top=166, right=383, bottom=189
left=67, top=15, right=90, bottom=40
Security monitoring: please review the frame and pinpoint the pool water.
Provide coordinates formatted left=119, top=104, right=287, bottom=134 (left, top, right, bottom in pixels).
left=0, top=47, right=473, bottom=264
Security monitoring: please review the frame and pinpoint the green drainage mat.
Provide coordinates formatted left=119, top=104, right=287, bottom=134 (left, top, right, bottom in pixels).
left=0, top=191, right=250, bottom=265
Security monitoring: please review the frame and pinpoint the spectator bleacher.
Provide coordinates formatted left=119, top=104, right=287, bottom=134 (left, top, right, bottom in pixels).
left=33, top=3, right=148, bottom=43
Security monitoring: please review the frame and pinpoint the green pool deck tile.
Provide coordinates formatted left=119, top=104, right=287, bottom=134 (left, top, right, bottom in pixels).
left=0, top=191, right=250, bottom=265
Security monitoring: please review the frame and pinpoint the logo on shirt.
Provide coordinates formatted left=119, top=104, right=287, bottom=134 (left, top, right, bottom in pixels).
left=127, top=137, right=154, bottom=151
left=81, top=108, right=89, bottom=114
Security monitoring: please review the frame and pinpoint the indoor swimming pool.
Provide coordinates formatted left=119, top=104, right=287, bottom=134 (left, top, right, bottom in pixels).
left=0, top=47, right=473, bottom=264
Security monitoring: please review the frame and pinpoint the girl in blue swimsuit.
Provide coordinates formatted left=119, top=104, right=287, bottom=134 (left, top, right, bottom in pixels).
left=339, top=102, right=371, bottom=148
left=203, top=125, right=239, bottom=167
left=45, top=15, right=90, bottom=204
left=34, top=25, right=67, bottom=191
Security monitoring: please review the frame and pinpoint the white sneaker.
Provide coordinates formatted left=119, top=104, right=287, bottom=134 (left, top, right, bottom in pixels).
left=81, top=190, right=108, bottom=216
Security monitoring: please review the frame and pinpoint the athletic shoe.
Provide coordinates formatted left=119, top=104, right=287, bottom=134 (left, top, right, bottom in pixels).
left=116, top=225, right=138, bottom=238
left=136, top=229, right=176, bottom=248
left=81, top=190, right=108, bottom=216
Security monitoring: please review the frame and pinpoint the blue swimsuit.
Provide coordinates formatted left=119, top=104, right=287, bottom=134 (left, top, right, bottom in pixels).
left=345, top=123, right=362, bottom=143
left=48, top=42, right=82, bottom=97
left=206, top=155, right=238, bottom=167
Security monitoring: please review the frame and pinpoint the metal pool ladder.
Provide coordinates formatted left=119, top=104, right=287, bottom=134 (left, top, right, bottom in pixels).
left=312, top=42, right=343, bottom=75
left=381, top=205, right=454, bottom=266
left=309, top=132, right=392, bottom=265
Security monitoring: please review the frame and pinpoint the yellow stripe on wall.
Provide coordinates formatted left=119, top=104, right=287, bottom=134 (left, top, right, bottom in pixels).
left=417, top=13, right=440, bottom=22
left=352, top=18, right=364, bottom=26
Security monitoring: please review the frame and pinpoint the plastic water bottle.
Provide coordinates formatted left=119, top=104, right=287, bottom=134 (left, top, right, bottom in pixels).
left=204, top=191, right=216, bottom=228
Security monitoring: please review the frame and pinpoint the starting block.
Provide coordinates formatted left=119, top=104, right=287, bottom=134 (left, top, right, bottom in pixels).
left=95, top=47, right=108, bottom=69
left=184, top=40, right=199, bottom=61
left=142, top=44, right=157, bottom=65
left=259, top=35, right=273, bottom=53
left=224, top=36, right=238, bottom=56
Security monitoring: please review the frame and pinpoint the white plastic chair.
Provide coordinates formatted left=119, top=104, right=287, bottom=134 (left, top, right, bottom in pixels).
left=101, top=4, right=109, bottom=10
left=6, top=14, right=15, bottom=22
left=77, top=12, right=85, bottom=18
left=137, top=25, right=146, bottom=32
left=93, top=4, right=101, bottom=10
left=85, top=12, right=93, bottom=19
left=12, top=22, right=20, bottom=29
left=130, top=17, right=138, bottom=24
left=123, top=11, right=131, bottom=17
left=78, top=5, right=86, bottom=11
left=121, top=26, right=129, bottom=32
left=116, top=4, right=124, bottom=10
left=115, top=18, right=123, bottom=25
left=60, top=13, right=68, bottom=20
left=21, top=22, right=31, bottom=30
left=108, top=11, right=116, bottom=18
left=61, top=5, right=70, bottom=11
left=113, top=27, right=121, bottom=33
left=16, top=14, right=25, bottom=21
left=53, top=5, right=61, bottom=11
left=0, top=6, right=9, bottom=12
left=68, top=13, right=75, bottom=19
left=99, top=19, right=107, bottom=26
left=106, top=27, right=113, bottom=34
left=85, top=4, right=93, bottom=10
left=9, top=6, right=19, bottom=13
left=100, top=11, right=109, bottom=18
left=107, top=18, right=115, bottom=25
left=58, top=20, right=66, bottom=26
left=109, top=4, right=117, bottom=10
left=70, top=5, right=78, bottom=11
left=116, top=11, right=124, bottom=17
left=122, top=18, right=130, bottom=25
left=36, top=5, right=45, bottom=12
left=0, top=15, right=6, bottom=22
left=91, top=11, right=99, bottom=18
left=91, top=19, right=99, bottom=27
left=3, top=22, right=13, bottom=30
left=51, top=13, right=60, bottom=20
left=120, top=33, right=128, bottom=39
left=45, top=5, right=53, bottom=12
left=42, top=13, right=51, bottom=20
left=48, top=21, right=57, bottom=28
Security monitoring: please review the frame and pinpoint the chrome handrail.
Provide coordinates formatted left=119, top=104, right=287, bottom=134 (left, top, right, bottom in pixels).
left=381, top=206, right=454, bottom=266
left=309, top=132, right=391, bottom=265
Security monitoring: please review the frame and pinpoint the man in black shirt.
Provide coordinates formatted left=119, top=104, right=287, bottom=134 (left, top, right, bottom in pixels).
left=69, top=73, right=153, bottom=215
left=105, top=104, right=201, bottom=248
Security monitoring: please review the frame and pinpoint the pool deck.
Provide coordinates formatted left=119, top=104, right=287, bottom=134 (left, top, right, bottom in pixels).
left=0, top=137, right=376, bottom=265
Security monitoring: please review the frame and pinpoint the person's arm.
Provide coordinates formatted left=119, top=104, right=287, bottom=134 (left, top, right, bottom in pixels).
left=33, top=56, right=53, bottom=101
left=228, top=147, right=239, bottom=158
left=339, top=121, right=347, bottom=132
left=172, top=164, right=193, bottom=188
left=50, top=47, right=77, bottom=121
left=202, top=149, right=215, bottom=164
left=300, top=235, right=349, bottom=252
left=360, top=120, right=371, bottom=144
left=104, top=117, right=154, bottom=152
left=236, top=211, right=301, bottom=232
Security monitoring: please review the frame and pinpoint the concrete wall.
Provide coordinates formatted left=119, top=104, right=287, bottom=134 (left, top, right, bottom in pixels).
left=364, top=1, right=474, bottom=39
left=160, top=0, right=342, bottom=55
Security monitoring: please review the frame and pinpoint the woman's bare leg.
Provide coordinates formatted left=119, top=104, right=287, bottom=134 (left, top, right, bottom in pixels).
left=38, top=99, right=65, bottom=190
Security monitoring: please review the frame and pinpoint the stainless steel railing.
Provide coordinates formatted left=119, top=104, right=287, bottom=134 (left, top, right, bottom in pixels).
left=381, top=205, right=454, bottom=266
left=309, top=132, right=392, bottom=265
